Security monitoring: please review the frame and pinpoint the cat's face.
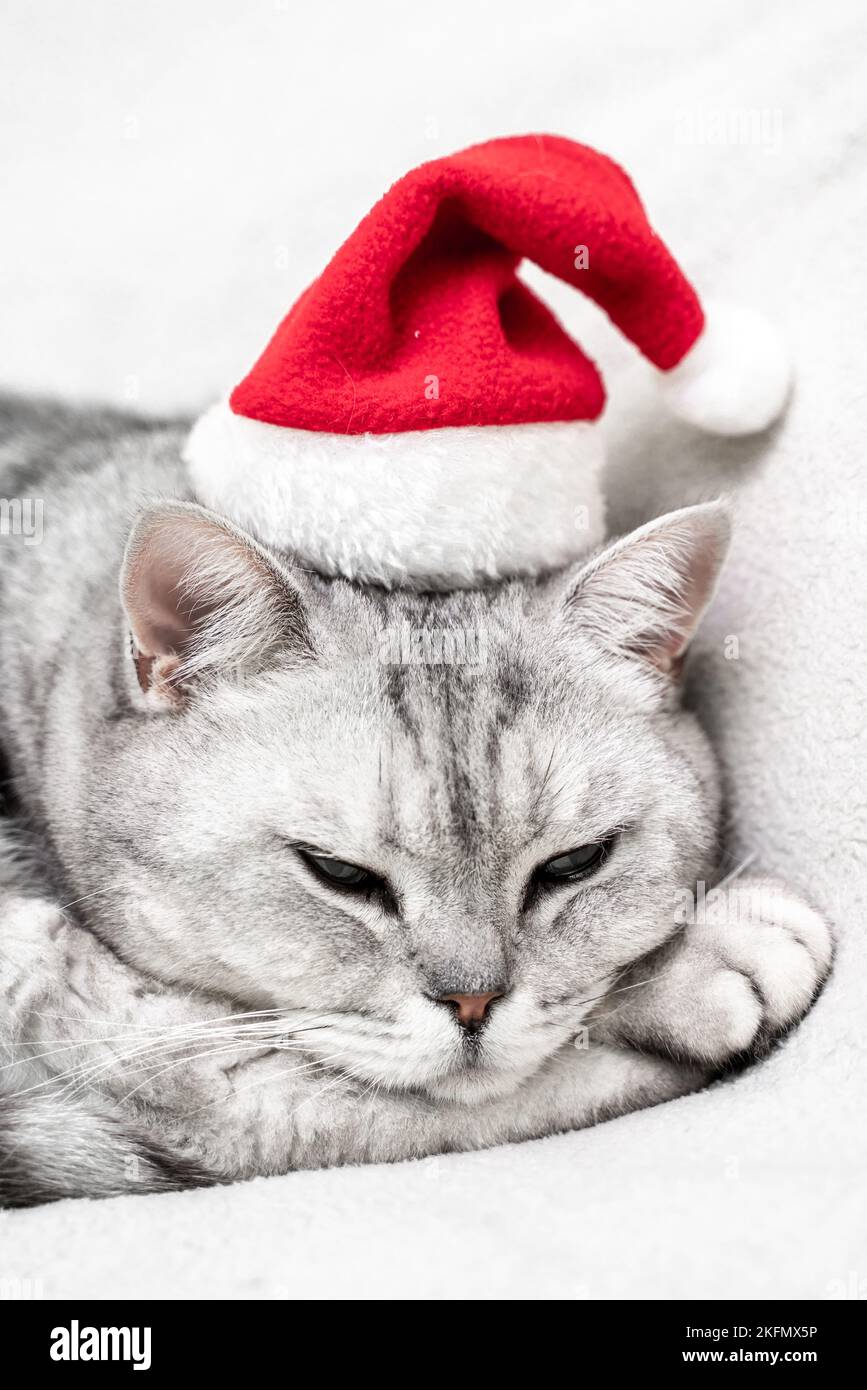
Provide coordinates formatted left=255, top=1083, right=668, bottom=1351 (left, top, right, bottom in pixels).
left=91, top=502, right=727, bottom=1102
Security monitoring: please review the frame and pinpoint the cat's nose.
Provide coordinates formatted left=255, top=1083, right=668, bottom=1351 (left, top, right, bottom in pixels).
left=437, top=990, right=505, bottom=1028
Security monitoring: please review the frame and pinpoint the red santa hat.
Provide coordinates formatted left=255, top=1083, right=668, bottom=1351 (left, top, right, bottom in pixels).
left=185, top=134, right=790, bottom=588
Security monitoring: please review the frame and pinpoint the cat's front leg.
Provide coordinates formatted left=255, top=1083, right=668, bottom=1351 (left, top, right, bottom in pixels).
left=220, top=1039, right=708, bottom=1175
left=592, top=874, right=832, bottom=1066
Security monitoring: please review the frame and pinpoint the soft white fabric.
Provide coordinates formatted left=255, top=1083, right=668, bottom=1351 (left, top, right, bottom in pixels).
left=1, top=0, right=865, bottom=1301
left=660, top=301, right=792, bottom=435
left=184, top=405, right=605, bottom=587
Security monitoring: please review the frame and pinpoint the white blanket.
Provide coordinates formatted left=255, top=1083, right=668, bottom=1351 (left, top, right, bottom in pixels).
left=1, top=0, right=865, bottom=1299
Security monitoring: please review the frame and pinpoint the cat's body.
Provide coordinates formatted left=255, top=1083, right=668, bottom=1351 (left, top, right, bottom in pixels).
left=0, top=396, right=831, bottom=1206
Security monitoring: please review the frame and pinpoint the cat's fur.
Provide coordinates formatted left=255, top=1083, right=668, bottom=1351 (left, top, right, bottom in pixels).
left=0, top=396, right=831, bottom=1206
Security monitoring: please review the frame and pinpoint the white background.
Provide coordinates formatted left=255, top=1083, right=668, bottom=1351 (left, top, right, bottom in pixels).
left=2, top=0, right=848, bottom=416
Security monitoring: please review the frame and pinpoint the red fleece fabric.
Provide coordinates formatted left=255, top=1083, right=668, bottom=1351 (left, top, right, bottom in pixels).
left=231, top=134, right=704, bottom=436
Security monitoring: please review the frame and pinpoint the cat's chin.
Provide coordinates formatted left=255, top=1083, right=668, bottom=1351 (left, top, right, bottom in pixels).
left=418, top=1062, right=538, bottom=1105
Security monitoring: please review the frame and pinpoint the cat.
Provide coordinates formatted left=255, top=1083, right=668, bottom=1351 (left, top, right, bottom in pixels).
left=0, top=394, right=831, bottom=1206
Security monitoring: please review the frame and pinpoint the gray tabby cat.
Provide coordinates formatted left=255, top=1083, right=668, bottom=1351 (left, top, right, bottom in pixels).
left=0, top=395, right=831, bottom=1206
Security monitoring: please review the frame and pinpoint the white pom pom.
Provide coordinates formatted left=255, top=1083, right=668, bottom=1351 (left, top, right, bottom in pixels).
left=659, top=301, right=792, bottom=436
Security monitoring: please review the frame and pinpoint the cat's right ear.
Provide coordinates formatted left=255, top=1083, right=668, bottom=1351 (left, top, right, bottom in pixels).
left=557, top=500, right=731, bottom=682
left=119, top=502, right=313, bottom=710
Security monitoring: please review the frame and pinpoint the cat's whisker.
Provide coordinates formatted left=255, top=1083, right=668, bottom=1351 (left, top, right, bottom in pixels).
left=712, top=851, right=758, bottom=892
left=287, top=1026, right=399, bottom=1066
left=58, top=1017, right=337, bottom=1101
left=116, top=1039, right=298, bottom=1106
left=568, top=955, right=685, bottom=1018
left=9, top=1019, right=284, bottom=1099
left=578, top=967, right=688, bottom=1033
left=288, top=1065, right=360, bottom=1121
left=603, top=971, right=669, bottom=1000
left=183, top=1048, right=353, bottom=1119
left=7, top=1037, right=219, bottom=1104
left=1, top=1023, right=250, bottom=1074
left=56, top=884, right=120, bottom=914
left=7, top=1008, right=338, bottom=1078
left=568, top=977, right=635, bottom=1012
left=60, top=1033, right=254, bottom=1102
left=2, top=1042, right=332, bottom=1111
left=4, top=1026, right=331, bottom=1106
left=31, top=1005, right=319, bottom=1031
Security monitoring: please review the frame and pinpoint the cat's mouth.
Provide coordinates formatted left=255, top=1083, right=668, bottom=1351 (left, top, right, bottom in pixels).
left=281, top=994, right=575, bottom=1104
left=408, top=1029, right=563, bottom=1104
left=417, top=1054, right=540, bottom=1104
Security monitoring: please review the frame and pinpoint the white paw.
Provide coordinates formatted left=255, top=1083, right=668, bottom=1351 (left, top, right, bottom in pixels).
left=607, top=876, right=832, bottom=1066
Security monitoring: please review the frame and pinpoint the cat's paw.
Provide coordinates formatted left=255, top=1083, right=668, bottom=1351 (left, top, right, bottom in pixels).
left=0, top=896, right=68, bottom=991
left=598, top=875, right=832, bottom=1067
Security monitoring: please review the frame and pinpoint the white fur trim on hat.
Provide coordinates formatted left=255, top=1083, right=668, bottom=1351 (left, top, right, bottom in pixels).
left=183, top=403, right=606, bottom=588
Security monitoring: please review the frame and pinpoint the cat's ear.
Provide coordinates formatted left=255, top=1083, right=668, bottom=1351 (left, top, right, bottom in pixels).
left=559, top=501, right=731, bottom=678
left=120, top=502, right=312, bottom=709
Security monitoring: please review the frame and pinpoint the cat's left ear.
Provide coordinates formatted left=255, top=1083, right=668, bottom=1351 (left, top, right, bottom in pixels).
left=558, top=500, right=731, bottom=679
left=120, top=501, right=313, bottom=709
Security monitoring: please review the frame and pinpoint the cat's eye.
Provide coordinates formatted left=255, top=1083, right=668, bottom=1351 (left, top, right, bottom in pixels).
left=290, top=842, right=399, bottom=914
left=537, top=841, right=609, bottom=884
left=297, top=848, right=378, bottom=890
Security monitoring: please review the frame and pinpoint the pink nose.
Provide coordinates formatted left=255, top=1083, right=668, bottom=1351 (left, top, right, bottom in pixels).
left=438, top=990, right=504, bottom=1027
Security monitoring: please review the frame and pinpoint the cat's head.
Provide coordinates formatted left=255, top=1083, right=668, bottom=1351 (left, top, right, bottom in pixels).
left=96, top=499, right=728, bottom=1102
